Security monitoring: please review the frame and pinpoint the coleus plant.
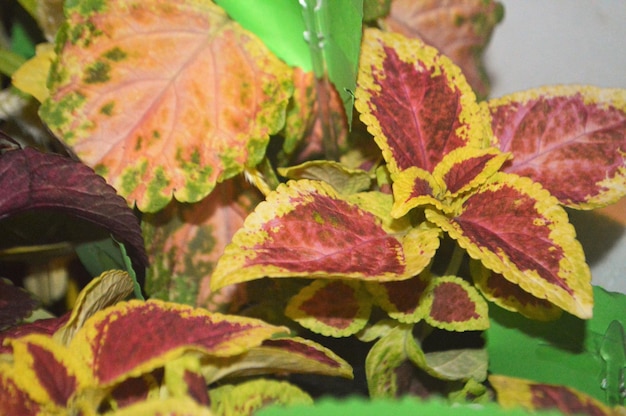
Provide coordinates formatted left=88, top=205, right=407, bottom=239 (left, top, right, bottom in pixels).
left=2, top=0, right=626, bottom=414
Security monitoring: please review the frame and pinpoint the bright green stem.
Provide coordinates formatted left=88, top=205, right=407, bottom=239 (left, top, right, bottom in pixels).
left=300, top=0, right=339, bottom=160
left=444, top=243, right=466, bottom=277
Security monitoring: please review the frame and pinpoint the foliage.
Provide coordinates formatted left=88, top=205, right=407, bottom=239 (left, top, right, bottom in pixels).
left=1, top=0, right=626, bottom=415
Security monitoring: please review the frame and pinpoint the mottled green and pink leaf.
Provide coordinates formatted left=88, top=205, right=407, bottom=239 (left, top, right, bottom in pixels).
left=40, top=0, right=293, bottom=212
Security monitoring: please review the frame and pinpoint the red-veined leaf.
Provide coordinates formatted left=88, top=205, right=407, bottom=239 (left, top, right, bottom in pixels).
left=0, top=277, right=40, bottom=330
left=69, top=299, right=288, bottom=386
left=382, top=0, right=504, bottom=99
left=39, top=0, right=292, bottom=212
left=210, top=379, right=312, bottom=416
left=418, top=276, right=489, bottom=331
left=489, top=375, right=615, bottom=416
left=8, top=334, right=91, bottom=409
left=285, top=280, right=371, bottom=337
left=365, top=273, right=430, bottom=324
left=211, top=180, right=439, bottom=290
left=0, top=142, right=147, bottom=267
left=142, top=177, right=260, bottom=309
left=0, top=364, right=41, bottom=416
left=470, top=260, right=563, bottom=321
left=490, top=86, right=626, bottom=209
left=426, top=172, right=593, bottom=318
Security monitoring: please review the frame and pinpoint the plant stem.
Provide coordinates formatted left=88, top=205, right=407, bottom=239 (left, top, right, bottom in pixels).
left=444, top=243, right=466, bottom=277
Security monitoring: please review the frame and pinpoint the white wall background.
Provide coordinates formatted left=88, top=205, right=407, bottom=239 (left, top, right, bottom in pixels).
left=484, top=0, right=626, bottom=294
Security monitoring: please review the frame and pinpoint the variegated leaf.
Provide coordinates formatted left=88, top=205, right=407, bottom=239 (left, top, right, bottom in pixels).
left=382, top=0, right=504, bottom=99
left=0, top=364, right=41, bottom=416
left=355, top=29, right=495, bottom=216
left=426, top=172, right=593, bottom=319
left=142, top=177, right=260, bottom=309
left=365, top=273, right=430, bottom=324
left=200, top=336, right=353, bottom=384
left=39, top=0, right=292, bottom=212
left=107, top=397, right=213, bottom=416
left=365, top=324, right=420, bottom=398
left=285, top=280, right=371, bottom=337
left=278, top=160, right=372, bottom=195
left=424, top=348, right=488, bottom=382
left=470, top=260, right=563, bottom=321
left=489, top=86, right=626, bottom=209
left=418, top=276, right=489, bottom=331
left=211, top=180, right=439, bottom=290
left=490, top=375, right=615, bottom=416
left=0, top=278, right=40, bottom=331
left=69, top=299, right=288, bottom=386
left=210, top=379, right=312, bottom=416
left=8, top=334, right=92, bottom=410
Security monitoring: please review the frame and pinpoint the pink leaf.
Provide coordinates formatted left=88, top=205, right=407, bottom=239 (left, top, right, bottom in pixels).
left=490, top=86, right=626, bottom=209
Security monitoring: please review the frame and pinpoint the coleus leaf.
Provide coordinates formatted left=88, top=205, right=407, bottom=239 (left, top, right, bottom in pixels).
left=0, top=138, right=147, bottom=268
left=0, top=364, right=41, bottom=416
left=419, top=275, right=489, bottom=331
left=278, top=161, right=372, bottom=195
left=364, top=323, right=415, bottom=398
left=489, top=86, right=626, bottom=209
left=69, top=299, right=289, bottom=386
left=211, top=179, right=439, bottom=290
left=142, top=177, right=260, bottom=309
left=54, top=270, right=135, bottom=345
left=365, top=273, right=430, bottom=324
left=8, top=334, right=92, bottom=411
left=210, top=379, right=312, bottom=416
left=355, top=29, right=496, bottom=216
left=200, top=336, right=353, bottom=384
left=39, top=0, right=293, bottom=212
left=424, top=348, right=488, bottom=382
left=382, top=0, right=504, bottom=99
left=0, top=277, right=40, bottom=330
left=489, top=375, right=616, bottom=416
left=285, top=280, right=372, bottom=337
left=470, top=260, right=563, bottom=321
left=426, top=172, right=593, bottom=319
left=107, top=397, right=213, bottom=416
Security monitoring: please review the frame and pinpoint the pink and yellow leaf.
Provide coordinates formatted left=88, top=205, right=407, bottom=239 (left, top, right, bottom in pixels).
left=40, top=0, right=292, bottom=212
left=355, top=28, right=492, bottom=176
left=211, top=180, right=438, bottom=290
left=470, top=260, right=562, bottom=321
left=285, top=280, right=371, bottom=337
left=489, top=85, right=626, bottom=209
left=489, top=375, right=615, bottom=416
left=418, top=276, right=489, bottom=331
left=69, top=299, right=288, bottom=386
left=426, top=173, right=593, bottom=319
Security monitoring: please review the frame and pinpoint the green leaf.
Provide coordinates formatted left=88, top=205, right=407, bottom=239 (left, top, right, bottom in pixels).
left=423, top=348, right=488, bottom=382
left=278, top=160, right=372, bottom=195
